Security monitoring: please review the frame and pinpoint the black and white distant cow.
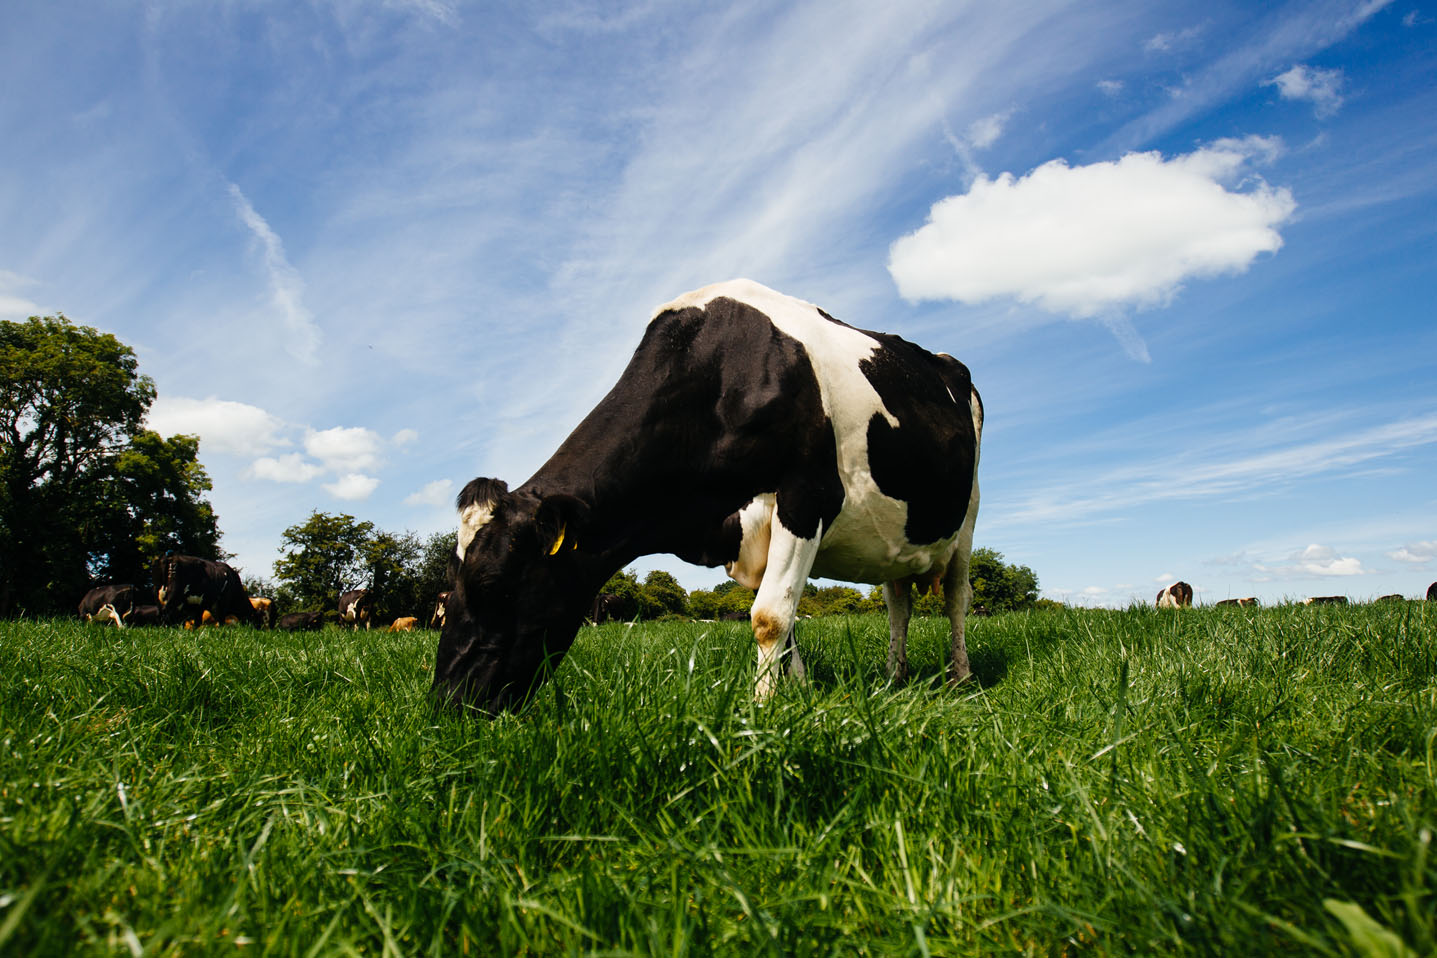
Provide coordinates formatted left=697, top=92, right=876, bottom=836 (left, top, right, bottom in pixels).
left=1304, top=595, right=1349, bottom=606
left=1156, top=581, right=1194, bottom=609
left=152, top=555, right=256, bottom=627
left=78, top=584, right=146, bottom=628
left=338, top=589, right=374, bottom=630
left=435, top=279, right=982, bottom=713
left=1215, top=597, right=1258, bottom=607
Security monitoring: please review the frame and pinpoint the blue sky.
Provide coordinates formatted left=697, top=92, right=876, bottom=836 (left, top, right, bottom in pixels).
left=3, top=0, right=1434, bottom=606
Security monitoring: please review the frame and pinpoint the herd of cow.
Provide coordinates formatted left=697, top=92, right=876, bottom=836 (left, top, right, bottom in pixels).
left=76, top=554, right=451, bottom=634
left=1154, top=580, right=1437, bottom=608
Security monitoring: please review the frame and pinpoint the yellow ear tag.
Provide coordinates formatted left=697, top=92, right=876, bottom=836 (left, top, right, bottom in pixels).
left=548, top=523, right=567, bottom=556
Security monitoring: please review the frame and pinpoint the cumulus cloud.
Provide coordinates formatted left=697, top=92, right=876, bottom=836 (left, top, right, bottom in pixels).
left=305, top=426, right=384, bottom=473
left=324, top=473, right=381, bottom=501
left=1290, top=543, right=1368, bottom=577
left=249, top=453, right=324, bottom=483
left=229, top=183, right=322, bottom=364
left=1388, top=540, right=1437, bottom=565
left=146, top=396, right=288, bottom=456
left=404, top=478, right=454, bottom=507
left=888, top=138, right=1295, bottom=332
left=393, top=428, right=419, bottom=446
left=1266, top=64, right=1345, bottom=118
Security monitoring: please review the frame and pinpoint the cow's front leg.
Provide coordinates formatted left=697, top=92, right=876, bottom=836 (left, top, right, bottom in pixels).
left=750, top=521, right=820, bottom=700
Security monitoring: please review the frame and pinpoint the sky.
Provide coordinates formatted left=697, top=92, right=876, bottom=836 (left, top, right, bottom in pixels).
left=3, top=0, right=1435, bottom=607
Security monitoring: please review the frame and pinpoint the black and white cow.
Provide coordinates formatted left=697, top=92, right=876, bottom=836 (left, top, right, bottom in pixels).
left=429, top=591, right=452, bottom=630
left=1427, top=582, right=1437, bottom=602
left=435, top=279, right=982, bottom=713
left=1156, top=581, right=1194, bottom=609
left=339, top=589, right=374, bottom=630
left=78, top=583, right=147, bottom=628
left=1215, top=597, right=1258, bottom=607
left=152, top=555, right=257, bottom=627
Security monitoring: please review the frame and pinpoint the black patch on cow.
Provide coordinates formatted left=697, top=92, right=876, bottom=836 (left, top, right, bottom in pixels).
left=858, top=336, right=977, bottom=545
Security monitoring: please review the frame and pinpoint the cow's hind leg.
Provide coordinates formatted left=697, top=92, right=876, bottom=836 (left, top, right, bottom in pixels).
left=883, top=581, right=913, bottom=683
left=750, top=521, right=821, bottom=699
left=944, top=481, right=980, bottom=686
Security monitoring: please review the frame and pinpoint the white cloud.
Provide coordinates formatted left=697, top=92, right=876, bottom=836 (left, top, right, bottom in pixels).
left=1388, top=540, right=1437, bottom=565
left=146, top=396, right=288, bottom=456
left=0, top=271, right=42, bottom=319
left=1096, top=79, right=1124, bottom=97
left=305, top=426, right=384, bottom=473
left=966, top=111, right=1010, bottom=150
left=1144, top=24, right=1205, bottom=53
left=888, top=137, right=1295, bottom=325
left=249, top=453, right=324, bottom=483
left=1267, top=64, right=1345, bottom=118
left=324, top=473, right=381, bottom=501
left=1289, top=543, right=1368, bottom=577
left=393, top=428, right=419, bottom=446
left=404, top=478, right=454, bottom=507
left=229, top=182, right=322, bottom=364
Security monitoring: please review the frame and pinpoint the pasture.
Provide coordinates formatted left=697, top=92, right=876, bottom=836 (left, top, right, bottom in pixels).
left=2, top=603, right=1434, bottom=955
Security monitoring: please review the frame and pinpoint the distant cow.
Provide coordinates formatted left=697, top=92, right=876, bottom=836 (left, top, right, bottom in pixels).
left=1427, top=582, right=1436, bottom=602
left=1304, top=595, right=1348, bottom=605
left=1216, top=597, right=1258, bottom=607
left=1156, top=581, right=1194, bottom=609
left=249, top=596, right=276, bottom=628
left=429, top=591, right=451, bottom=629
left=338, top=589, right=374, bottom=630
left=589, top=592, right=637, bottom=624
left=278, top=611, right=324, bottom=632
left=128, top=604, right=162, bottom=626
left=388, top=616, right=420, bottom=632
left=78, top=584, right=146, bottom=628
left=1376, top=594, right=1405, bottom=603
left=436, top=280, right=982, bottom=714
left=152, top=555, right=256, bottom=627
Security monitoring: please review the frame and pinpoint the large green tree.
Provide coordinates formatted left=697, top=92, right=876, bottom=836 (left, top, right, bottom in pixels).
left=273, top=511, right=376, bottom=611
left=0, top=315, right=220, bottom=615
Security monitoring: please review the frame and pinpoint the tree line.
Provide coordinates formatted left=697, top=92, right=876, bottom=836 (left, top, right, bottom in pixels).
left=2, top=314, right=1042, bottom=622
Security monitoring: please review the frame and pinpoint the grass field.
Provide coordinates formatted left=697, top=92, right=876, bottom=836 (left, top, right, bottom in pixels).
left=2, top=602, right=1434, bottom=955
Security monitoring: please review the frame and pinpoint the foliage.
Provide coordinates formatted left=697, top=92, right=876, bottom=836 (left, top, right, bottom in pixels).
left=638, top=569, right=688, bottom=619
left=272, top=511, right=375, bottom=610
left=2, top=602, right=1433, bottom=954
left=0, top=315, right=219, bottom=615
left=969, top=546, right=1039, bottom=613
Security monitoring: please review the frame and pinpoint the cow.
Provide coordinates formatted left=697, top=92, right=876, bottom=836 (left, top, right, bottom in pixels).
left=429, top=591, right=451, bottom=630
left=589, top=592, right=637, bottom=624
left=1376, top=594, right=1405, bottom=603
left=1304, top=595, right=1348, bottom=605
left=152, top=555, right=257, bottom=627
left=388, top=616, right=420, bottom=632
left=249, top=596, right=276, bottom=628
left=78, top=584, right=146, bottom=628
left=435, top=279, right=982, bottom=714
left=338, top=589, right=373, bottom=630
left=128, top=604, right=162, bottom=626
left=1216, top=597, right=1259, bottom=607
left=278, top=611, right=324, bottom=632
left=1156, top=581, right=1194, bottom=609
left=1428, top=582, right=1437, bottom=601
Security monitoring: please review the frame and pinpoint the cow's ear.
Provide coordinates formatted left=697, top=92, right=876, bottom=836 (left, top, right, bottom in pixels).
left=535, top=494, right=589, bottom=557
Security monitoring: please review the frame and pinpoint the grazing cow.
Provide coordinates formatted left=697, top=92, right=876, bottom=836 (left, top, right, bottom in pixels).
left=1304, top=595, right=1348, bottom=605
left=338, top=589, right=374, bottom=630
left=589, top=592, right=638, bottom=624
left=128, top=604, right=161, bottom=626
left=1216, top=597, right=1259, bottom=607
left=429, top=591, right=451, bottom=630
left=249, top=596, right=276, bottom=628
left=436, top=279, right=982, bottom=713
left=1429, top=582, right=1437, bottom=601
left=78, top=584, right=146, bottom=628
left=1155, top=581, right=1194, bottom=609
left=388, top=616, right=420, bottom=632
left=152, top=555, right=256, bottom=627
left=1376, top=594, right=1405, bottom=603
left=278, top=611, right=324, bottom=632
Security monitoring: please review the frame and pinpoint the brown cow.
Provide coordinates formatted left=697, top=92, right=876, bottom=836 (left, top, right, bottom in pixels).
left=1155, top=581, right=1194, bottom=609
left=387, top=616, right=420, bottom=632
left=249, top=596, right=276, bottom=628
left=1216, top=597, right=1259, bottom=607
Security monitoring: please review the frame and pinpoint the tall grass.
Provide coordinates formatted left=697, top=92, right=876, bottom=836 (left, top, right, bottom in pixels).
left=2, top=602, right=1433, bottom=955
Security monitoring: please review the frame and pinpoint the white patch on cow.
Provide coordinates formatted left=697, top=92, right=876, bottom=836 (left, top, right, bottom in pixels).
left=725, top=494, right=775, bottom=590
left=94, top=604, right=125, bottom=628
left=456, top=500, right=497, bottom=559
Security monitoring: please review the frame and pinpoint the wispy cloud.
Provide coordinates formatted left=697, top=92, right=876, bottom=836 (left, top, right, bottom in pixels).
left=1267, top=64, right=1346, bottom=117
left=1388, top=540, right=1437, bottom=565
left=404, top=478, right=454, bottom=507
left=228, top=183, right=321, bottom=365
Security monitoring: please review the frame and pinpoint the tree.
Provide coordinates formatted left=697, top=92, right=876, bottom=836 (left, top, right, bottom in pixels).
left=639, top=569, right=688, bottom=619
left=969, top=548, right=1040, bottom=613
left=273, top=511, right=375, bottom=610
left=363, top=529, right=424, bottom=618
left=0, top=315, right=218, bottom=615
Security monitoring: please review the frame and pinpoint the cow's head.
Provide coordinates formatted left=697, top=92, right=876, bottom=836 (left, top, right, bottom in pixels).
left=433, top=477, right=593, bottom=714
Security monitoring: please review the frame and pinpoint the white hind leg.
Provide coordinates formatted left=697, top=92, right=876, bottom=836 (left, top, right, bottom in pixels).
left=883, top=581, right=913, bottom=683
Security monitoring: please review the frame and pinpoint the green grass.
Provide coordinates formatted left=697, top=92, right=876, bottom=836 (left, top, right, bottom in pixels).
left=2, top=602, right=1434, bottom=955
